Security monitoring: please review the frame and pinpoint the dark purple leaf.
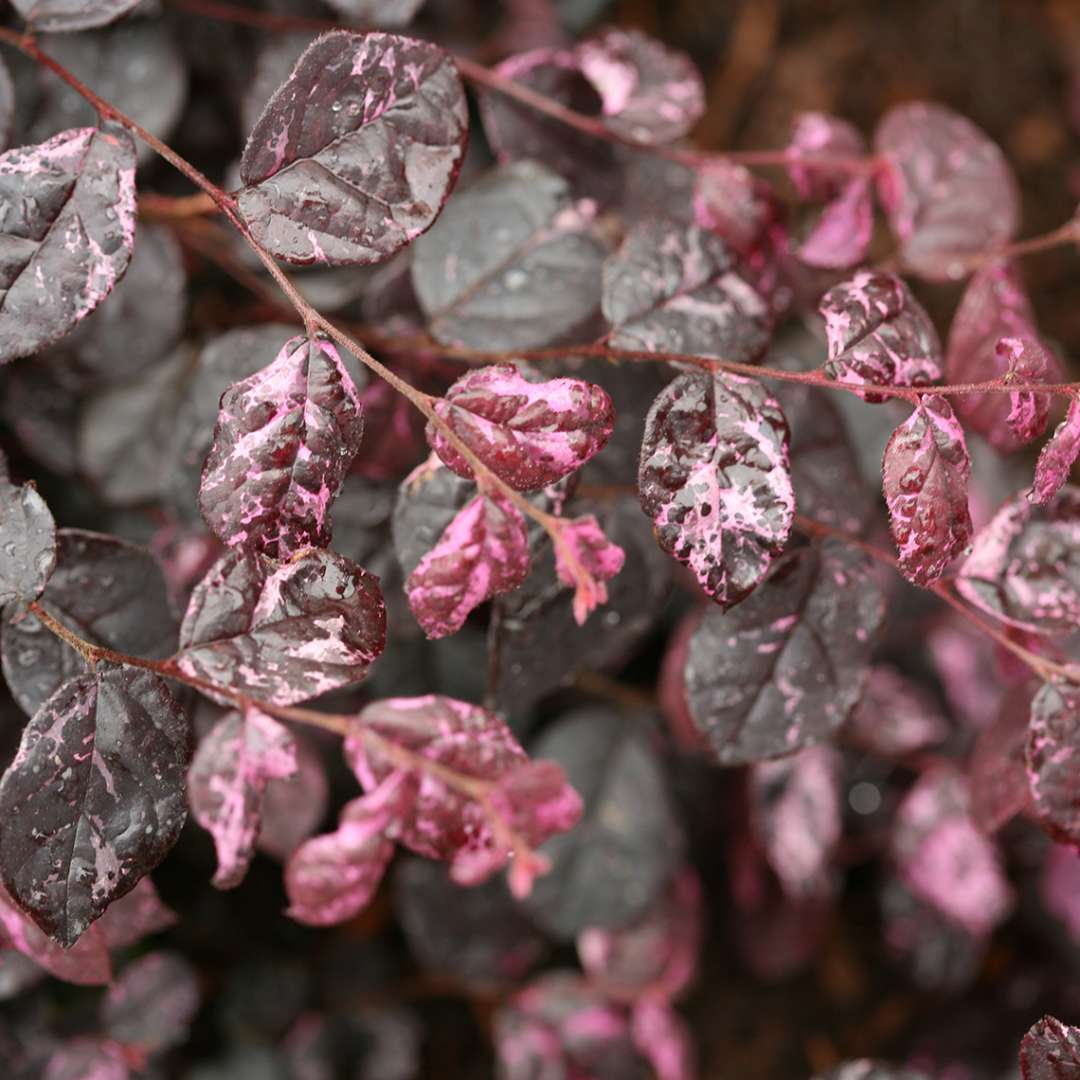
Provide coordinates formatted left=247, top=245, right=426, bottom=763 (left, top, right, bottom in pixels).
left=1, top=530, right=177, bottom=717
left=0, top=479, right=56, bottom=611
left=1027, top=682, right=1080, bottom=846
left=1020, top=1016, right=1080, bottom=1080
left=956, top=486, right=1080, bottom=632
left=189, top=706, right=297, bottom=889
left=882, top=395, right=973, bottom=587
left=875, top=101, right=1020, bottom=280
left=0, top=126, right=136, bottom=362
left=412, top=161, right=606, bottom=350
left=323, top=0, right=427, bottom=26
left=638, top=370, right=793, bottom=607
left=679, top=540, right=883, bottom=764
left=199, top=335, right=364, bottom=558
left=177, top=548, right=386, bottom=706
left=237, top=31, right=467, bottom=266
left=814, top=1065, right=929, bottom=1080
left=427, top=364, right=615, bottom=491
left=102, top=951, right=200, bottom=1054
left=240, top=32, right=314, bottom=136
left=603, top=220, right=771, bottom=363
left=1030, top=398, right=1080, bottom=505
left=820, top=271, right=942, bottom=399
left=257, top=730, right=329, bottom=861
left=0, top=666, right=190, bottom=946
left=969, top=683, right=1034, bottom=833
left=551, top=513, right=626, bottom=624
left=42, top=1039, right=127, bottom=1080
left=844, top=666, right=949, bottom=757
left=12, top=0, right=139, bottom=32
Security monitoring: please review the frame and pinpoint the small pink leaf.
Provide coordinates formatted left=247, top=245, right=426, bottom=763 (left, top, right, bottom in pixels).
left=1030, top=397, right=1080, bottom=505
left=786, top=112, right=867, bottom=199
left=0, top=479, right=56, bottom=610
left=238, top=31, right=467, bottom=265
left=102, top=951, right=200, bottom=1054
left=552, top=514, right=626, bottom=625
left=875, top=101, right=1020, bottom=280
left=1027, top=682, right=1080, bottom=847
left=1000, top=336, right=1056, bottom=445
left=427, top=364, right=615, bottom=491
left=1020, top=1015, right=1080, bottom=1080
left=882, top=395, right=972, bottom=587
left=797, top=175, right=874, bottom=269
left=638, top=370, right=794, bottom=608
left=406, top=492, right=530, bottom=638
left=188, top=707, right=298, bottom=889
left=257, top=731, right=330, bottom=861
left=198, top=335, right=364, bottom=558
left=631, top=999, right=695, bottom=1080
left=820, top=270, right=942, bottom=399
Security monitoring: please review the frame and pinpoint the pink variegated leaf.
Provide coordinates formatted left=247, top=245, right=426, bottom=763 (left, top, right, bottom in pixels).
left=428, top=364, right=615, bottom=491
left=882, top=395, right=972, bottom=587
left=552, top=514, right=626, bottom=625
left=188, top=707, right=297, bottom=889
left=844, top=666, right=949, bottom=757
left=238, top=32, right=467, bottom=265
left=957, top=487, right=1080, bottom=633
left=96, top=878, right=177, bottom=950
left=1027, top=682, right=1080, bottom=847
left=198, top=335, right=364, bottom=558
left=43, top=1039, right=129, bottom=1080
left=797, top=175, right=873, bottom=269
left=820, top=271, right=942, bottom=399
left=1040, top=844, right=1080, bottom=945
left=638, top=370, right=794, bottom=608
left=875, top=102, right=1020, bottom=281
left=1030, top=397, right=1080, bottom=505
left=406, top=492, right=530, bottom=639
left=631, top=999, right=694, bottom=1080
left=177, top=549, right=386, bottom=706
left=1000, top=337, right=1056, bottom=445
left=0, top=479, right=56, bottom=611
left=102, top=952, right=200, bottom=1055
left=1020, top=1016, right=1080, bottom=1080
left=692, top=158, right=777, bottom=255
left=257, top=731, right=329, bottom=861
left=786, top=112, right=867, bottom=199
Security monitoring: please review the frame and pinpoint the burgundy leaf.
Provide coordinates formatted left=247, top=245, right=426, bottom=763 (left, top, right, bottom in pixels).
left=1040, top=844, right=1080, bottom=944
left=552, top=514, right=626, bottom=625
left=820, top=270, right=942, bottom=398
left=189, top=707, right=298, bottom=889
left=323, top=0, right=426, bottom=25
left=237, top=31, right=467, bottom=265
left=1027, top=682, right=1080, bottom=847
left=679, top=540, right=883, bottom=765
left=427, top=364, right=615, bottom=491
left=630, top=999, right=694, bottom=1080
left=11, top=0, right=139, bottom=32
left=638, top=370, right=794, bottom=607
left=844, top=666, right=949, bottom=757
left=1030, top=397, right=1080, bottom=505
left=875, top=101, right=1020, bottom=280
left=43, top=1039, right=128, bottom=1080
left=412, top=161, right=606, bottom=350
left=178, top=548, right=386, bottom=706
left=102, top=952, right=200, bottom=1054
left=0, top=479, right=56, bottom=611
left=198, top=335, right=364, bottom=558
left=0, top=126, right=136, bottom=362
left=0, top=667, right=190, bottom=946
left=603, top=220, right=772, bottom=363
left=1020, top=1016, right=1080, bottom=1080
left=882, top=395, right=973, bottom=587
left=956, top=486, right=1080, bottom=633
left=969, top=683, right=1035, bottom=834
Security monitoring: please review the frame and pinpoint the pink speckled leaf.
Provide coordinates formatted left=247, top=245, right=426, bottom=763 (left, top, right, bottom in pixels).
left=43, top=1039, right=128, bottom=1080
left=844, top=666, right=949, bottom=757
left=102, top=951, right=200, bottom=1054
left=188, top=707, right=298, bottom=889
left=1027, top=682, right=1080, bottom=847
left=882, top=395, right=972, bottom=587
left=427, top=364, right=615, bottom=490
left=603, top=220, right=771, bottom=363
left=820, top=270, right=942, bottom=399
left=1000, top=337, right=1056, bottom=445
left=552, top=514, right=626, bottom=625
left=0, top=126, right=136, bottom=362
left=1030, top=398, right=1080, bottom=505
left=875, top=101, right=1020, bottom=280
left=198, top=335, right=364, bottom=558
left=238, top=31, right=467, bottom=265
left=285, top=773, right=404, bottom=925
left=1040, top=844, right=1080, bottom=944
left=11, top=0, right=139, bottom=31
left=956, top=487, right=1080, bottom=633
left=638, top=370, right=793, bottom=608
left=631, top=999, right=694, bottom=1080
left=749, top=746, right=842, bottom=900
left=0, top=667, right=190, bottom=947
left=575, top=28, right=704, bottom=145
left=1020, top=1016, right=1080, bottom=1080
left=679, top=540, right=883, bottom=765
left=406, top=492, right=530, bottom=639
left=178, top=549, right=386, bottom=706
left=0, top=479, right=56, bottom=611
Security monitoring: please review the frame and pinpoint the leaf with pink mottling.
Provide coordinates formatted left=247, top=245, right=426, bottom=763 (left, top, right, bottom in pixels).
left=0, top=479, right=56, bottom=612
left=0, top=667, right=190, bottom=947
left=102, top=952, right=200, bottom=1054
left=257, top=730, right=329, bottom=861
left=692, top=159, right=778, bottom=255
left=875, top=101, right=1020, bottom=280
left=956, top=487, right=1080, bottom=633
left=999, top=336, right=1057, bottom=445
left=198, top=335, right=364, bottom=558
left=1030, top=397, right=1080, bottom=505
left=638, top=370, right=793, bottom=608
left=678, top=540, right=883, bottom=764
left=189, top=707, right=297, bottom=889
left=177, top=548, right=386, bottom=706
left=0, top=126, right=136, bottom=362
left=238, top=31, right=467, bottom=265
left=1027, top=682, right=1080, bottom=847
left=43, top=1039, right=128, bottom=1080
left=844, top=666, right=949, bottom=757
left=12, top=0, right=139, bottom=31
left=427, top=364, right=615, bottom=490
left=603, top=220, right=772, bottom=363
left=96, top=877, right=177, bottom=949
left=786, top=112, right=867, bottom=198
left=820, top=271, right=942, bottom=399
left=552, top=514, right=626, bottom=625
left=882, top=395, right=972, bottom=587
left=1020, top=1016, right=1080, bottom=1080
left=631, top=999, right=694, bottom=1080
left=798, top=176, right=874, bottom=269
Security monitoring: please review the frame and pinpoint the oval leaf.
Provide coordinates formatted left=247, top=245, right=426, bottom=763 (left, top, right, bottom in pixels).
left=1027, top=682, right=1080, bottom=847
left=0, top=479, right=56, bottom=611
left=1020, top=1016, right=1080, bottom=1080
left=102, top=951, right=200, bottom=1054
